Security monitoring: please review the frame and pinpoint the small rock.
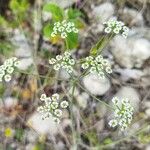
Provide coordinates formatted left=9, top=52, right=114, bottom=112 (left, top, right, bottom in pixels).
left=83, top=74, right=111, bottom=95
left=145, top=109, right=150, bottom=118
left=122, top=8, right=144, bottom=26
left=47, top=0, right=75, bottom=8
left=111, top=36, right=150, bottom=68
left=17, top=58, right=33, bottom=70
left=95, top=119, right=104, bottom=132
left=27, top=112, right=58, bottom=135
left=92, top=2, right=115, bottom=22
left=76, top=92, right=89, bottom=109
left=12, top=29, right=32, bottom=57
left=115, top=68, right=144, bottom=81
left=59, top=69, right=70, bottom=81
left=4, top=97, right=17, bottom=109
left=114, top=86, right=140, bottom=111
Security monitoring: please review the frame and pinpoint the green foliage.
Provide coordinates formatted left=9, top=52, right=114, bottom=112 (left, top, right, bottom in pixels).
left=67, top=8, right=83, bottom=20
left=43, top=3, right=64, bottom=21
left=43, top=3, right=84, bottom=50
left=14, top=128, right=24, bottom=142
left=0, top=41, right=14, bottom=56
left=9, top=0, right=30, bottom=26
left=138, top=132, right=150, bottom=144
left=43, top=24, right=53, bottom=38
left=66, top=32, right=78, bottom=49
left=0, top=16, right=8, bottom=27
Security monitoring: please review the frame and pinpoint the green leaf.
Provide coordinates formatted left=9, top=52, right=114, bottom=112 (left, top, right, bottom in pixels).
left=43, top=23, right=53, bottom=38
left=43, top=3, right=64, bottom=21
left=73, top=18, right=85, bottom=29
left=15, top=128, right=24, bottom=142
left=66, top=32, right=78, bottom=49
left=67, top=8, right=82, bottom=20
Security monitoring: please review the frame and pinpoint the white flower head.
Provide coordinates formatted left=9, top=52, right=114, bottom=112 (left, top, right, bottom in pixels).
left=6, top=67, right=14, bottom=74
left=61, top=32, right=67, bottom=38
left=60, top=100, right=69, bottom=108
left=49, top=58, right=56, bottom=65
left=52, top=93, right=59, bottom=101
left=54, top=109, right=62, bottom=117
left=51, top=101, right=59, bottom=109
left=4, top=74, right=11, bottom=82
left=109, top=119, right=118, bottom=127
left=40, top=94, right=47, bottom=101
left=54, top=64, right=61, bottom=71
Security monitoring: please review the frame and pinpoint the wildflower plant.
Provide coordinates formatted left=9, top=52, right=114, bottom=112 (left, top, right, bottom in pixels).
left=109, top=97, right=134, bottom=131
left=0, top=57, right=20, bottom=82
left=81, top=55, right=112, bottom=79
left=49, top=52, right=75, bottom=74
left=103, top=18, right=129, bottom=38
left=37, top=93, right=69, bottom=123
left=43, top=3, right=84, bottom=49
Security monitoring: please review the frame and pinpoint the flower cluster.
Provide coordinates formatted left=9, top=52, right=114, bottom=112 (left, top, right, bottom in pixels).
left=0, top=57, right=20, bottom=82
left=37, top=93, right=69, bottom=124
left=49, top=52, right=75, bottom=74
left=103, top=18, right=129, bottom=38
left=81, top=55, right=112, bottom=79
left=51, top=20, right=79, bottom=39
left=109, top=97, right=134, bottom=131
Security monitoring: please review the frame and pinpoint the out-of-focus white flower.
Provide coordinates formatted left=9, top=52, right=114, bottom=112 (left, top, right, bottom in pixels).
left=60, top=101, right=69, bottom=108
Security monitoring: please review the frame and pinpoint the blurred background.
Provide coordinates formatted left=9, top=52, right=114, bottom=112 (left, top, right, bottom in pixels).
left=0, top=0, right=150, bottom=150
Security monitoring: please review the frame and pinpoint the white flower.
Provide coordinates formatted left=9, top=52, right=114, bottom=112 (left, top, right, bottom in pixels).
left=54, top=109, right=62, bottom=117
left=51, top=32, right=56, bottom=37
left=56, top=55, right=62, bottom=61
left=122, top=32, right=128, bottom=38
left=66, top=27, right=72, bottom=33
left=64, top=52, right=71, bottom=57
left=49, top=58, right=56, bottom=64
left=60, top=101, right=69, bottom=108
left=104, top=27, right=112, bottom=33
left=72, top=27, right=78, bottom=33
left=4, top=59, right=13, bottom=67
left=112, top=97, right=119, bottom=105
left=61, top=32, right=67, bottom=38
left=105, top=67, right=112, bottom=74
left=69, top=59, right=75, bottom=65
left=109, top=119, right=118, bottom=127
left=113, top=28, right=120, bottom=34
left=14, top=61, right=20, bottom=67
left=81, top=63, right=89, bottom=69
left=95, top=55, right=103, bottom=62
left=54, top=64, right=61, bottom=70
left=58, top=26, right=65, bottom=32
left=40, top=94, right=47, bottom=101
left=6, top=67, right=14, bottom=74
left=52, top=93, right=59, bottom=101
left=51, top=101, right=59, bottom=109
left=4, top=74, right=11, bottom=82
